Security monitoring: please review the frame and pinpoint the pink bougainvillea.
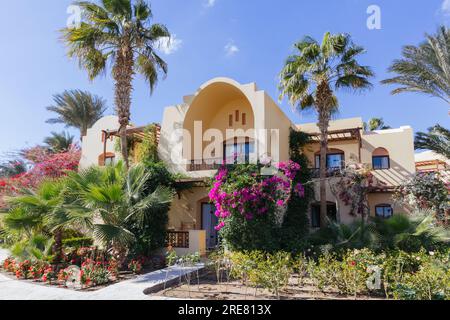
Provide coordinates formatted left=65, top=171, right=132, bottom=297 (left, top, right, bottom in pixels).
left=209, top=161, right=305, bottom=231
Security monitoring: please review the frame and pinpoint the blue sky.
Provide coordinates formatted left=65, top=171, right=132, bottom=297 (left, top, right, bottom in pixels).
left=0, top=0, right=449, bottom=156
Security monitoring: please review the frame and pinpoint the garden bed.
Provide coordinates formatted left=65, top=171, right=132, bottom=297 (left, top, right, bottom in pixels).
left=151, top=270, right=384, bottom=300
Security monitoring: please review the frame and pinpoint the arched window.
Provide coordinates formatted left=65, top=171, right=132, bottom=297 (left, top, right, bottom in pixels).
left=98, top=152, right=115, bottom=166
left=315, top=149, right=345, bottom=169
left=375, top=204, right=393, bottom=219
left=372, top=147, right=390, bottom=170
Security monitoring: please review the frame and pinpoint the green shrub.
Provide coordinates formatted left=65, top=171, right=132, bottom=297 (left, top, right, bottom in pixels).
left=62, top=237, right=93, bottom=248
left=255, top=251, right=293, bottom=299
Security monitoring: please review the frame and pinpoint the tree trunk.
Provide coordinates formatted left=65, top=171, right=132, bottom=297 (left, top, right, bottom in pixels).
left=316, top=81, right=333, bottom=228
left=53, top=228, right=63, bottom=264
left=113, top=43, right=134, bottom=169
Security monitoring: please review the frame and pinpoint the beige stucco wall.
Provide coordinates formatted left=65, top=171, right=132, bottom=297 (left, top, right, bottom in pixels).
left=158, top=77, right=294, bottom=178
left=167, top=187, right=209, bottom=230
left=362, top=126, right=415, bottom=186
left=79, top=115, right=121, bottom=169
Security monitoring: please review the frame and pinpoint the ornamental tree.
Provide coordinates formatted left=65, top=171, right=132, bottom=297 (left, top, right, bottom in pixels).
left=0, top=146, right=81, bottom=208
left=394, top=172, right=449, bottom=224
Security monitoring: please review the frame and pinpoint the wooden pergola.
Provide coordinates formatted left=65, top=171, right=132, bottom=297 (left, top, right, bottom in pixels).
left=101, top=124, right=161, bottom=162
left=308, top=127, right=363, bottom=162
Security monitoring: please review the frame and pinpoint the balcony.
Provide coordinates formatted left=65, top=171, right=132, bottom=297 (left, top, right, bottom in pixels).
left=187, top=155, right=255, bottom=172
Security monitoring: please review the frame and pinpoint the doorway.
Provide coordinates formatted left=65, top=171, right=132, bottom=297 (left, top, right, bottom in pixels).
left=311, top=202, right=338, bottom=228
left=201, top=203, right=219, bottom=249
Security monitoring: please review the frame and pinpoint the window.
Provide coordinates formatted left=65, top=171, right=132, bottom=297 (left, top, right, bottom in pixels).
left=235, top=110, right=240, bottom=122
left=224, top=139, right=254, bottom=164
left=375, top=204, right=393, bottom=219
left=229, top=114, right=233, bottom=127
left=242, top=113, right=246, bottom=125
left=372, top=148, right=390, bottom=170
left=315, top=152, right=345, bottom=169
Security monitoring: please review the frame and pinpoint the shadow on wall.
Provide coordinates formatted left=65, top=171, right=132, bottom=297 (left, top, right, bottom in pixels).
left=363, top=140, right=414, bottom=187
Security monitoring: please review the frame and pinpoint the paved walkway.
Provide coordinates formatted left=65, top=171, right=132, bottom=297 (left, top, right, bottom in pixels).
left=0, top=248, right=203, bottom=300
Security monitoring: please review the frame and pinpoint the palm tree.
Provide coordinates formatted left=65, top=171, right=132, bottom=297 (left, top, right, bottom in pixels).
left=61, top=0, right=170, bottom=168
left=44, top=131, right=76, bottom=153
left=5, top=180, right=68, bottom=263
left=364, top=117, right=391, bottom=131
left=382, top=26, right=450, bottom=107
left=415, top=124, right=450, bottom=158
left=65, top=162, right=173, bottom=265
left=279, top=32, right=373, bottom=227
left=46, top=90, right=107, bottom=140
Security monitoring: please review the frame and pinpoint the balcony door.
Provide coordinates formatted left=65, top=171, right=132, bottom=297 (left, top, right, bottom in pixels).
left=201, top=203, right=219, bottom=249
left=223, top=138, right=255, bottom=164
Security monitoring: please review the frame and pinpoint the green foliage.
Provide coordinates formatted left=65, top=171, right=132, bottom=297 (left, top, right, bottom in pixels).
left=44, top=131, right=75, bottom=153
left=62, top=237, right=93, bottom=249
left=281, top=130, right=313, bottom=252
left=309, top=213, right=449, bottom=254
left=134, top=124, right=160, bottom=164
left=46, top=90, right=107, bottom=138
left=415, top=124, right=450, bottom=159
left=382, top=26, right=450, bottom=104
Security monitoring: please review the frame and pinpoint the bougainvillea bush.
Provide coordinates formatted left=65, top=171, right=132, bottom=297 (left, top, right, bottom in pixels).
left=209, top=161, right=305, bottom=251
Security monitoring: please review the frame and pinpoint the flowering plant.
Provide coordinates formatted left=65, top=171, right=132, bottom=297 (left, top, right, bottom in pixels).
left=42, top=266, right=56, bottom=283
left=209, top=161, right=304, bottom=231
left=128, top=259, right=143, bottom=274
left=80, top=259, right=111, bottom=287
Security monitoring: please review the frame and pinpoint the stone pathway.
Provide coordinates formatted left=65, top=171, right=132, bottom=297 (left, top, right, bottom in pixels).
left=0, top=248, right=203, bottom=300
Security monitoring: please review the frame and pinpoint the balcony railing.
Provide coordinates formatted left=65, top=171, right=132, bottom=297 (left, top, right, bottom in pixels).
left=166, top=231, right=190, bottom=248
left=309, top=163, right=373, bottom=178
left=187, top=155, right=255, bottom=171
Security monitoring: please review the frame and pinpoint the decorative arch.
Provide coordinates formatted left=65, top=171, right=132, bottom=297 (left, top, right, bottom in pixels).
left=182, top=78, right=257, bottom=161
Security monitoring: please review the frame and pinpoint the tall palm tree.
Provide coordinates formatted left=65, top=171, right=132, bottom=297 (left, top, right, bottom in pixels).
left=61, top=0, right=170, bottom=168
left=364, top=117, right=391, bottom=131
left=279, top=32, right=373, bottom=227
left=382, top=26, right=450, bottom=108
left=46, top=90, right=107, bottom=140
left=44, top=131, right=76, bottom=153
left=415, top=124, right=450, bottom=158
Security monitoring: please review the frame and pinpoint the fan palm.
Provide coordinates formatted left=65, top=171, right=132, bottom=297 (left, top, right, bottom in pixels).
left=372, top=212, right=449, bottom=252
left=415, top=124, right=450, bottom=158
left=279, top=32, right=373, bottom=227
left=364, top=117, right=391, bottom=131
left=66, top=162, right=173, bottom=264
left=46, top=90, right=107, bottom=140
left=44, top=131, right=76, bottom=153
left=4, top=180, right=68, bottom=262
left=61, top=0, right=170, bottom=168
left=382, top=26, right=450, bottom=107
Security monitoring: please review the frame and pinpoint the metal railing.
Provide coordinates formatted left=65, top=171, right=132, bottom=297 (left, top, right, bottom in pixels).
left=166, top=231, right=190, bottom=248
left=187, top=155, right=255, bottom=171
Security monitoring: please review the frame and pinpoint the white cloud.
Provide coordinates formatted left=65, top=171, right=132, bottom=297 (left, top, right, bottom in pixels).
left=224, top=40, right=239, bottom=57
left=156, top=34, right=183, bottom=55
left=205, top=0, right=217, bottom=8
left=442, top=0, right=450, bottom=15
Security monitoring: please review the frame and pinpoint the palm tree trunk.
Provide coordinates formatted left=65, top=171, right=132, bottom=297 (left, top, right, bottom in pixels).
left=113, top=44, right=134, bottom=169
left=316, top=81, right=333, bottom=228
left=53, top=228, right=63, bottom=264
left=318, top=117, right=329, bottom=228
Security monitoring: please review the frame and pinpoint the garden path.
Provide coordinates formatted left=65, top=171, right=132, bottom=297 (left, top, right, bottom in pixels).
left=0, top=248, right=202, bottom=300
